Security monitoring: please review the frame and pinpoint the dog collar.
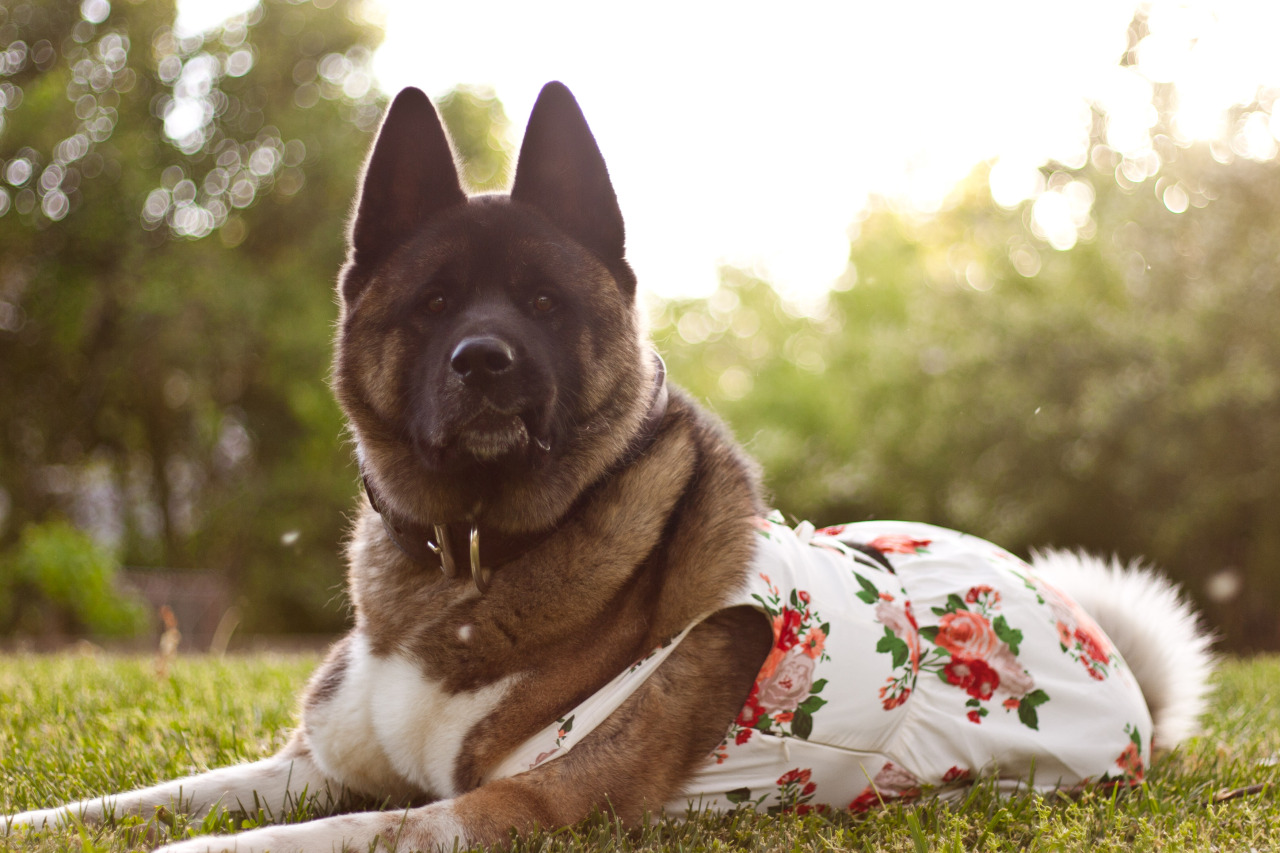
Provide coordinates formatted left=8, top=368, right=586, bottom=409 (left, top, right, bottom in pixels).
left=362, top=352, right=669, bottom=594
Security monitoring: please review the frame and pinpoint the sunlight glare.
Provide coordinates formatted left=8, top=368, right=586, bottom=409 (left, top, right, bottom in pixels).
left=174, top=0, right=1280, bottom=298
left=176, top=0, right=259, bottom=36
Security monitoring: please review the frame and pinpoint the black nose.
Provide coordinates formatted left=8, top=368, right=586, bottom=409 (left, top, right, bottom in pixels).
left=450, top=337, right=516, bottom=384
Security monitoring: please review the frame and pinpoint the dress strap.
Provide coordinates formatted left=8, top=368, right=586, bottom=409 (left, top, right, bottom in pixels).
left=483, top=618, right=705, bottom=783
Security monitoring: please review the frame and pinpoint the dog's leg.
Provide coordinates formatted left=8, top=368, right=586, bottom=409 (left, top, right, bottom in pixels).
left=6, top=736, right=338, bottom=833
left=149, top=607, right=771, bottom=853
left=148, top=803, right=449, bottom=853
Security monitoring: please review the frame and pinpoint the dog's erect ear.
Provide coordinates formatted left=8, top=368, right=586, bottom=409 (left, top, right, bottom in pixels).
left=511, top=82, right=627, bottom=273
left=349, top=87, right=465, bottom=268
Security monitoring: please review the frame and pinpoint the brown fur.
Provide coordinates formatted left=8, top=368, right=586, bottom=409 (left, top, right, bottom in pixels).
left=331, top=384, right=769, bottom=800
left=318, top=81, right=774, bottom=831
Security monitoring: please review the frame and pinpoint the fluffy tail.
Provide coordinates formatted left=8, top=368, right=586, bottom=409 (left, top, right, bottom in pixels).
left=1029, top=549, right=1215, bottom=751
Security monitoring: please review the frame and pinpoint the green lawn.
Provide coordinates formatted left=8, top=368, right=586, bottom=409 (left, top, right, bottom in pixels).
left=1, top=652, right=1277, bottom=852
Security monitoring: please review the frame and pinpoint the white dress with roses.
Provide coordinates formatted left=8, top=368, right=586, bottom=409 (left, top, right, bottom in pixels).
left=486, top=516, right=1154, bottom=815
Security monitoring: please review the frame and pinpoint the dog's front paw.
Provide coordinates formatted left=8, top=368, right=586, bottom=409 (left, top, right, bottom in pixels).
left=153, top=839, right=231, bottom=853
left=153, top=829, right=289, bottom=853
left=152, top=802, right=467, bottom=853
left=4, top=807, right=74, bottom=833
left=154, top=820, right=365, bottom=853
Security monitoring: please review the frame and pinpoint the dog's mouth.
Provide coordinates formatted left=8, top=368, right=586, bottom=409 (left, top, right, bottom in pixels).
left=414, top=399, right=555, bottom=472
left=458, top=409, right=532, bottom=460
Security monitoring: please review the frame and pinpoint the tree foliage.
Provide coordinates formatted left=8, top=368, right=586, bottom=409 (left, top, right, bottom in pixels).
left=0, top=0, right=385, bottom=635
left=0, top=519, right=148, bottom=637
left=0, top=0, right=521, bottom=640
left=437, top=84, right=512, bottom=192
left=658, top=129, right=1280, bottom=652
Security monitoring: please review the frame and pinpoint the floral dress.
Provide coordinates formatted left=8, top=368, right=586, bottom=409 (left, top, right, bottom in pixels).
left=486, top=516, right=1153, bottom=814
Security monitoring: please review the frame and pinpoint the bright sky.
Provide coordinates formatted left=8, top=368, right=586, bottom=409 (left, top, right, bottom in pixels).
left=177, top=0, right=1280, bottom=300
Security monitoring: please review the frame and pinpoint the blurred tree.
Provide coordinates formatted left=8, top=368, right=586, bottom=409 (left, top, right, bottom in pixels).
left=658, top=127, right=1280, bottom=652
left=437, top=84, right=511, bottom=192
left=0, top=0, right=386, bottom=637
left=0, top=519, right=148, bottom=638
left=0, top=0, right=516, bottom=640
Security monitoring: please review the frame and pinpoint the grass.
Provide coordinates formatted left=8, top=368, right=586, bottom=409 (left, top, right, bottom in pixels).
left=1, top=651, right=1277, bottom=852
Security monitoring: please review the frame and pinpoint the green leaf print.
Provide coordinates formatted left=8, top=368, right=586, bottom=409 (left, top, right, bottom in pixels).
left=992, top=615, right=1023, bottom=656
left=798, top=695, right=827, bottom=715
left=932, top=593, right=970, bottom=616
left=1017, top=689, right=1050, bottom=730
left=854, top=572, right=881, bottom=605
left=876, top=627, right=911, bottom=669
left=792, top=709, right=814, bottom=740
left=810, top=678, right=828, bottom=694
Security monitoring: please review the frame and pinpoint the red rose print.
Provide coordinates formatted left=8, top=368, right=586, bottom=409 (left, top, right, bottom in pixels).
left=1074, top=625, right=1110, bottom=663
left=848, top=788, right=880, bottom=813
left=1081, top=655, right=1105, bottom=681
left=879, top=683, right=911, bottom=710
left=1116, top=742, right=1144, bottom=780
left=944, top=657, right=1000, bottom=700
left=773, top=608, right=804, bottom=651
left=869, top=534, right=932, bottom=554
left=734, top=728, right=753, bottom=745
left=964, top=584, right=999, bottom=605
left=967, top=709, right=982, bottom=724
left=797, top=590, right=810, bottom=604
left=1056, top=620, right=1074, bottom=647
left=816, top=524, right=846, bottom=536
left=777, top=768, right=812, bottom=786
left=935, top=610, right=1001, bottom=660
left=941, top=766, right=971, bottom=783
left=736, top=684, right=764, bottom=728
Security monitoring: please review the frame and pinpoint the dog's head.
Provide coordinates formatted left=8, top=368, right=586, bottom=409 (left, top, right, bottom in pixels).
left=334, top=83, right=654, bottom=530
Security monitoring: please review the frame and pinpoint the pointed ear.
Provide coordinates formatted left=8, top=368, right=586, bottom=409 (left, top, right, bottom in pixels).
left=349, top=88, right=465, bottom=268
left=511, top=82, right=626, bottom=272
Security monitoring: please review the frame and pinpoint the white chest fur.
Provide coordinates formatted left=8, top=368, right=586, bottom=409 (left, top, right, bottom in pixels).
left=304, top=632, right=520, bottom=799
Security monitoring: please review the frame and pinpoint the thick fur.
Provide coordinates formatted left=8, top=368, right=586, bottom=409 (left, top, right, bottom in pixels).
left=1029, top=549, right=1215, bottom=750
left=4, top=83, right=1212, bottom=853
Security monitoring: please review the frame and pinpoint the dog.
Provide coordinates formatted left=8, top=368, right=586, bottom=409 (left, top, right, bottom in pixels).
left=5, top=82, right=1214, bottom=852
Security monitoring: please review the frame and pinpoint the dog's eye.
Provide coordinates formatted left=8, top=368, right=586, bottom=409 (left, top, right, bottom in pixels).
left=533, top=294, right=555, bottom=313
left=427, top=295, right=447, bottom=314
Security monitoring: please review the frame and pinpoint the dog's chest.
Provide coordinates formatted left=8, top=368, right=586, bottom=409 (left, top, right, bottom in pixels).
left=304, top=632, right=518, bottom=799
